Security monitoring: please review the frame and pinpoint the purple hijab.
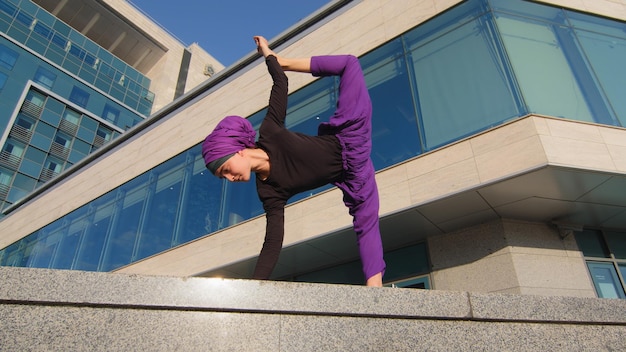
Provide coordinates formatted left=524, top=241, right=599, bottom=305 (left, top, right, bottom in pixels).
left=202, top=115, right=256, bottom=173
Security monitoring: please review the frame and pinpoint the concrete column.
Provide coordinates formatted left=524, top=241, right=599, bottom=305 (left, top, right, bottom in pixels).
left=428, top=219, right=596, bottom=297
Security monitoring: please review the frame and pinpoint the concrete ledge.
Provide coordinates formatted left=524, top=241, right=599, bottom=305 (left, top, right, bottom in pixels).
left=1, top=267, right=625, bottom=351
left=0, top=267, right=469, bottom=319
left=470, top=292, right=626, bottom=324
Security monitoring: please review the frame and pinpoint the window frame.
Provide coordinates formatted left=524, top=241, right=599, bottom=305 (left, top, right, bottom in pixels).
left=575, top=229, right=626, bottom=299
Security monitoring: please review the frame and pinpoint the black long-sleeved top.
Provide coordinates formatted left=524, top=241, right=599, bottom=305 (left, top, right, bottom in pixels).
left=253, top=56, right=343, bottom=279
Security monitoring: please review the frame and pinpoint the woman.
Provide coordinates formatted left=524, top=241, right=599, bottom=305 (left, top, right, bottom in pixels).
left=202, top=36, right=385, bottom=286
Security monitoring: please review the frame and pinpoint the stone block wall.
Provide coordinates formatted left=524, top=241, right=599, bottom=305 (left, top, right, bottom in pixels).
left=1, top=267, right=624, bottom=351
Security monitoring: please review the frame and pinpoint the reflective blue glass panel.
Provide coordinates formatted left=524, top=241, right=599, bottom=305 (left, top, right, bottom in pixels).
left=174, top=152, right=222, bottom=244
left=361, top=38, right=422, bottom=169
left=573, top=29, right=626, bottom=126
left=575, top=230, right=610, bottom=258
left=0, top=43, right=18, bottom=69
left=285, top=76, right=335, bottom=134
left=99, top=188, right=141, bottom=271
left=136, top=159, right=184, bottom=259
left=406, top=12, right=522, bottom=150
left=606, top=231, right=626, bottom=260
left=494, top=8, right=619, bottom=125
left=0, top=71, right=7, bottom=89
left=73, top=204, right=110, bottom=271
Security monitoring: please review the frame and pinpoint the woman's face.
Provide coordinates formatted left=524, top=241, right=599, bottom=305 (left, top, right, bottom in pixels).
left=215, top=152, right=251, bottom=182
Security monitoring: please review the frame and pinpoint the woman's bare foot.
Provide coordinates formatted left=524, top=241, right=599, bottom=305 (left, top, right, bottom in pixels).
left=254, top=36, right=275, bottom=58
left=366, top=272, right=383, bottom=287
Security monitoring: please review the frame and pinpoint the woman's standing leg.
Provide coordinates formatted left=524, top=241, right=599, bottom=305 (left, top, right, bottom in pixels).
left=312, top=55, right=386, bottom=286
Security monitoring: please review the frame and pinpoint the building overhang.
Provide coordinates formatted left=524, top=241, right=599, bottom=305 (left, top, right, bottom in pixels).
left=31, top=0, right=168, bottom=73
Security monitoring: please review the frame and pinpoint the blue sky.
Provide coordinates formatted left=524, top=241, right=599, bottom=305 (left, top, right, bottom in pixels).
left=129, top=1, right=332, bottom=67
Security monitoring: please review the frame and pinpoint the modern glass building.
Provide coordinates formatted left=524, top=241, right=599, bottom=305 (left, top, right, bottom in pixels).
left=0, top=0, right=624, bottom=299
left=0, top=0, right=222, bottom=212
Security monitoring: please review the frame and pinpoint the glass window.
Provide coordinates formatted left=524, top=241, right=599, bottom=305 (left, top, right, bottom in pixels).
left=21, top=90, right=46, bottom=121
left=380, top=242, right=430, bottom=283
left=23, top=146, right=45, bottom=164
left=0, top=71, right=7, bottom=90
left=34, top=120, right=54, bottom=136
left=12, top=173, right=35, bottom=192
left=0, top=166, right=13, bottom=186
left=388, top=276, right=431, bottom=289
left=76, top=126, right=95, bottom=143
left=136, top=167, right=182, bottom=259
left=3, top=139, right=24, bottom=157
left=0, top=241, right=19, bottom=267
left=100, top=190, right=140, bottom=271
left=43, top=96, right=65, bottom=115
left=52, top=226, right=81, bottom=269
left=69, top=86, right=89, bottom=108
left=54, top=132, right=70, bottom=148
left=576, top=229, right=626, bottom=299
left=18, top=159, right=42, bottom=179
left=361, top=39, right=422, bottom=169
left=44, top=157, right=63, bottom=173
left=294, top=259, right=364, bottom=285
left=74, top=205, right=110, bottom=271
left=0, top=43, right=18, bottom=70
left=406, top=12, right=522, bottom=150
left=176, top=154, right=223, bottom=243
left=102, top=104, right=120, bottom=124
left=0, top=0, right=17, bottom=17
left=6, top=184, right=28, bottom=203
left=574, top=29, right=626, bottom=126
left=587, top=262, right=626, bottom=299
left=50, top=32, right=67, bottom=49
left=80, top=115, right=98, bottom=131
left=574, top=230, right=610, bottom=258
left=63, top=108, right=80, bottom=125
left=96, top=126, right=112, bottom=141
left=16, top=116, right=33, bottom=130
left=32, top=21, right=53, bottom=40
left=495, top=14, right=596, bottom=123
left=25, top=89, right=46, bottom=107
left=605, top=231, right=626, bottom=260
left=39, top=109, right=61, bottom=127
left=71, top=139, right=90, bottom=155
left=33, top=66, right=56, bottom=90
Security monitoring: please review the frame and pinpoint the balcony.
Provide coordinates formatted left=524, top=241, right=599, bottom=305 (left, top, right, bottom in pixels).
left=39, top=168, right=59, bottom=182
left=58, top=119, right=78, bottom=135
left=49, top=142, right=69, bottom=159
left=20, top=100, right=43, bottom=118
left=93, top=135, right=107, bottom=148
left=8, top=125, right=33, bottom=143
left=0, top=183, right=8, bottom=200
left=0, top=151, right=21, bottom=169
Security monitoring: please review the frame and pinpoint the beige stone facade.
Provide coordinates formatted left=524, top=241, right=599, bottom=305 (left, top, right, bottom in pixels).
left=429, top=219, right=596, bottom=297
left=99, top=0, right=225, bottom=110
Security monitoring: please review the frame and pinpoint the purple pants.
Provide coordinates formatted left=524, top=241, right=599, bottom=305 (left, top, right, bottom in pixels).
left=311, top=55, right=386, bottom=280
